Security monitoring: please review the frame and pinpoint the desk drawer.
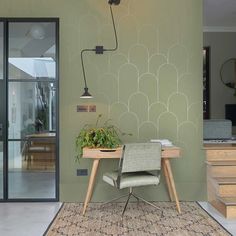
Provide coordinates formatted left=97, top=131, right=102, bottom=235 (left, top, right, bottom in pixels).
left=83, top=147, right=122, bottom=159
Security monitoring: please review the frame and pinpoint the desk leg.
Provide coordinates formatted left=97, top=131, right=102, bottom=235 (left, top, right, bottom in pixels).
left=163, top=159, right=181, bottom=213
left=162, top=160, right=174, bottom=201
left=82, top=159, right=100, bottom=215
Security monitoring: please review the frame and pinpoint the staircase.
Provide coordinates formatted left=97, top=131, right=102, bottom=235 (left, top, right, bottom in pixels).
left=206, top=145, right=236, bottom=218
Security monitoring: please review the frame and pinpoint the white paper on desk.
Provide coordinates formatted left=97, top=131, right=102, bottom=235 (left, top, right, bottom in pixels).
left=150, top=139, right=173, bottom=146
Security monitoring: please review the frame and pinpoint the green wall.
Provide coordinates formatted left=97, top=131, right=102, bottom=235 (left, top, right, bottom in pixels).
left=0, top=0, right=204, bottom=201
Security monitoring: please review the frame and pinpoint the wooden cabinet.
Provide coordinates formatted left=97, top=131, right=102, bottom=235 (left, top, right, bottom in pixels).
left=205, top=144, right=236, bottom=218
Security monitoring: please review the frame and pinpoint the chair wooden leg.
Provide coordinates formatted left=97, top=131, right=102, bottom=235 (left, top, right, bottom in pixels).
left=82, top=159, right=100, bottom=215
left=27, top=155, right=31, bottom=170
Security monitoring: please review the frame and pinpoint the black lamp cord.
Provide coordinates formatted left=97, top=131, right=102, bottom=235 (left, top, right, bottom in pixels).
left=105, top=5, right=118, bottom=51
left=81, top=4, right=118, bottom=89
left=81, top=49, right=94, bottom=89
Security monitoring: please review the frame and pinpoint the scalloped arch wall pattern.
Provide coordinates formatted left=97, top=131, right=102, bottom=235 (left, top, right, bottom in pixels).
left=81, top=4, right=202, bottom=143
left=75, top=0, right=204, bottom=201
left=0, top=0, right=204, bottom=201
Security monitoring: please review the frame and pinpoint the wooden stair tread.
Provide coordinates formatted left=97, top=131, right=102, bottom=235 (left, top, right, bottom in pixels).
left=219, top=197, right=236, bottom=205
left=214, top=177, right=236, bottom=184
left=206, top=161, right=236, bottom=166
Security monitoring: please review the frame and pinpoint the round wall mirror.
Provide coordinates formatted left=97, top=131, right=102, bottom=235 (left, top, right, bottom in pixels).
left=220, top=58, right=236, bottom=89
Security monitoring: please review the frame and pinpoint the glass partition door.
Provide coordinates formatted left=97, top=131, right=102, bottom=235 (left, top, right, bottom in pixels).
left=0, top=19, right=58, bottom=201
left=7, top=21, right=58, bottom=200
left=0, top=22, right=4, bottom=199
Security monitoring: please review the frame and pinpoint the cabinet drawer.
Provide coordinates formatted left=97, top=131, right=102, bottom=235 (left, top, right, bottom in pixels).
left=206, top=150, right=236, bottom=161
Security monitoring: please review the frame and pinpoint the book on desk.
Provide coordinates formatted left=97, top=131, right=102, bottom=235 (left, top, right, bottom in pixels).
left=150, top=139, right=173, bottom=146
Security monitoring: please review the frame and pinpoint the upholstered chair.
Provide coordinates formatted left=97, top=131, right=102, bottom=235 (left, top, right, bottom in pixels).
left=103, top=142, right=162, bottom=217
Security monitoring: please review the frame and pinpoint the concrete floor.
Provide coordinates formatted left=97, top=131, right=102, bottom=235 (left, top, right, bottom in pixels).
left=0, top=202, right=62, bottom=236
left=0, top=201, right=235, bottom=236
left=0, top=171, right=55, bottom=199
left=199, top=201, right=236, bottom=236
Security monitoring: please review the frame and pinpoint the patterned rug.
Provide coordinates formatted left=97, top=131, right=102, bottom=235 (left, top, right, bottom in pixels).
left=44, top=202, right=231, bottom=236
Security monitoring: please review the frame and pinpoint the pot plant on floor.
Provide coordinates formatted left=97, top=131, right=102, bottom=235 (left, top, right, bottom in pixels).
left=75, top=114, right=131, bottom=161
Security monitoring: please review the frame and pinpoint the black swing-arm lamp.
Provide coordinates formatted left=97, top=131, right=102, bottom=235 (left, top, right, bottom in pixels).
left=80, top=0, right=121, bottom=98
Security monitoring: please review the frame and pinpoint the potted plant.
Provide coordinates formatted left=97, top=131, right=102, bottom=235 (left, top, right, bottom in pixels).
left=75, top=114, right=131, bottom=161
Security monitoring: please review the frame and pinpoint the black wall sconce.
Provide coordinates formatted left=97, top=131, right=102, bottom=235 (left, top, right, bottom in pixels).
left=80, top=0, right=121, bottom=98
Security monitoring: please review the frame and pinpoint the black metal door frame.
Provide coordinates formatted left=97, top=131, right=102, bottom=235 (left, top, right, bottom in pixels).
left=0, top=18, right=59, bottom=202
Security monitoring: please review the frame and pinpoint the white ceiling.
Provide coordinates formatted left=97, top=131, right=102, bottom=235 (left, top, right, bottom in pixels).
left=204, top=0, right=236, bottom=31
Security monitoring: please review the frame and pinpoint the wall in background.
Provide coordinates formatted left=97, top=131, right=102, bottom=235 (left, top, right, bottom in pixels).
left=0, top=0, right=204, bottom=201
left=204, top=32, right=236, bottom=133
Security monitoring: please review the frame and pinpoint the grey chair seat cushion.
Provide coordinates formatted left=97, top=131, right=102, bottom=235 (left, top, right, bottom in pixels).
left=103, top=171, right=160, bottom=189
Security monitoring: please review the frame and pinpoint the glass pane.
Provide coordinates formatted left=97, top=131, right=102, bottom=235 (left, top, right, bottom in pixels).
left=0, top=22, right=3, bottom=199
left=8, top=22, right=56, bottom=80
left=8, top=140, right=55, bottom=199
left=0, top=142, right=3, bottom=199
left=7, top=21, right=57, bottom=200
left=8, top=82, right=56, bottom=139
left=0, top=22, right=3, bottom=80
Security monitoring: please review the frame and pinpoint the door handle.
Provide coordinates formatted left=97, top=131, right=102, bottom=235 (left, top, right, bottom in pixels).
left=0, top=123, right=2, bottom=136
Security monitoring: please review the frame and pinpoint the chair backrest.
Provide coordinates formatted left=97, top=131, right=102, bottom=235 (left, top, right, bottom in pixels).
left=120, top=142, right=162, bottom=173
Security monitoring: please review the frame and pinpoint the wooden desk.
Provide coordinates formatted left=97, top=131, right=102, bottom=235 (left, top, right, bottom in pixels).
left=82, top=146, right=181, bottom=215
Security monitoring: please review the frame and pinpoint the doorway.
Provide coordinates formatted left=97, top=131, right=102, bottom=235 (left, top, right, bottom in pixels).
left=0, top=18, right=59, bottom=201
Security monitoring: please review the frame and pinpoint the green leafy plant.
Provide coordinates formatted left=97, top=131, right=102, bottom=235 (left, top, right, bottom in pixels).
left=75, top=114, right=131, bottom=161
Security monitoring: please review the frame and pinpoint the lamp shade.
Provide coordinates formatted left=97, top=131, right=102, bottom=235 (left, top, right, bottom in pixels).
left=80, top=87, right=93, bottom=99
left=108, top=0, right=121, bottom=5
